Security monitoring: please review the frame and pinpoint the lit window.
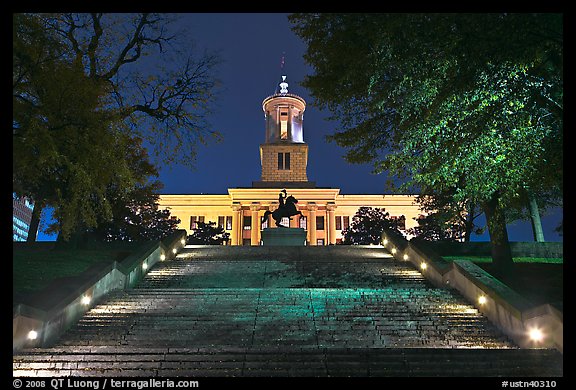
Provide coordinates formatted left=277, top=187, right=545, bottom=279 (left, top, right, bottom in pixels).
left=226, top=216, right=233, bottom=230
left=190, top=216, right=205, bottom=230
left=280, top=110, right=288, bottom=139
left=335, top=216, right=342, bottom=230
left=343, top=216, right=350, bottom=230
left=299, top=216, right=307, bottom=229
left=390, top=215, right=406, bottom=230
left=243, top=216, right=251, bottom=230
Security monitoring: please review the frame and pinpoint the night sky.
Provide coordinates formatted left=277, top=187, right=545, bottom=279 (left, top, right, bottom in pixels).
left=36, top=13, right=563, bottom=242
left=156, top=13, right=388, bottom=195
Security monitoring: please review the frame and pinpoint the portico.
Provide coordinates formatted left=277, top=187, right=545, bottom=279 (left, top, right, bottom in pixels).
left=159, top=188, right=421, bottom=246
left=158, top=75, right=424, bottom=245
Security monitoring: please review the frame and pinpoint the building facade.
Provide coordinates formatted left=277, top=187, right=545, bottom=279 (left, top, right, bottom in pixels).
left=13, top=194, right=35, bottom=241
left=158, top=76, right=423, bottom=245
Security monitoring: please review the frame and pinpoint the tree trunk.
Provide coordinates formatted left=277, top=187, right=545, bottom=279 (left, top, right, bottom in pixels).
left=528, top=193, right=545, bottom=242
left=481, top=193, right=514, bottom=277
left=26, top=202, right=43, bottom=242
left=463, top=201, right=475, bottom=242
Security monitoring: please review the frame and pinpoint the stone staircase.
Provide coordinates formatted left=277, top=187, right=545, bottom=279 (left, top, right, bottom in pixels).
left=13, top=246, right=563, bottom=377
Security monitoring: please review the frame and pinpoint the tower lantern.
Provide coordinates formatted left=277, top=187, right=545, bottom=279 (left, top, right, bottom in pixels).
left=255, top=75, right=313, bottom=188
left=262, top=75, right=306, bottom=144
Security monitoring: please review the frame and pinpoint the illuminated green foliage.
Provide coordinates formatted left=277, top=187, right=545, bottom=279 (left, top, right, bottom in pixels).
left=290, top=13, right=562, bottom=273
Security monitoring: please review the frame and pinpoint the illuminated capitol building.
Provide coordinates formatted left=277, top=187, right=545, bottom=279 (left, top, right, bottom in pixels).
left=158, top=76, right=423, bottom=245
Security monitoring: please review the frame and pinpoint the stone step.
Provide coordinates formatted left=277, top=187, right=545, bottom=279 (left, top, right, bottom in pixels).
left=13, top=347, right=563, bottom=377
left=136, top=256, right=429, bottom=289
left=15, top=247, right=561, bottom=377
left=51, top=279, right=515, bottom=351
left=176, top=245, right=396, bottom=261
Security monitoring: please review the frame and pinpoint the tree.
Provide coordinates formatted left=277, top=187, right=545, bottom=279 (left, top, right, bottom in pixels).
left=341, top=207, right=404, bottom=245
left=13, top=17, right=129, bottom=241
left=187, top=221, right=230, bottom=245
left=41, top=13, right=222, bottom=167
left=290, top=13, right=562, bottom=275
left=409, top=192, right=485, bottom=242
left=13, top=13, right=221, bottom=241
left=91, top=181, right=181, bottom=242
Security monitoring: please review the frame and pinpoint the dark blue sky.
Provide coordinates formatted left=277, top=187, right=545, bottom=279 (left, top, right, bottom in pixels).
left=37, top=13, right=562, bottom=242
left=156, top=13, right=389, bottom=195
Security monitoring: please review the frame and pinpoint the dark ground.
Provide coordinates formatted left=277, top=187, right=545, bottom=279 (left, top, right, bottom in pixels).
left=478, top=263, right=563, bottom=312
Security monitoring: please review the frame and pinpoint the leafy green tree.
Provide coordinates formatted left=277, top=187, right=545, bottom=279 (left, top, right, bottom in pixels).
left=341, top=207, right=404, bottom=245
left=187, top=221, right=230, bottom=245
left=14, top=18, right=128, bottom=241
left=290, top=13, right=562, bottom=275
left=409, top=192, right=485, bottom=242
left=13, top=13, right=221, bottom=241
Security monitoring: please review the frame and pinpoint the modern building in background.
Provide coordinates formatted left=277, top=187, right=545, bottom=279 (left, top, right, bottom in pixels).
left=13, top=194, right=35, bottom=241
left=158, top=76, right=424, bottom=245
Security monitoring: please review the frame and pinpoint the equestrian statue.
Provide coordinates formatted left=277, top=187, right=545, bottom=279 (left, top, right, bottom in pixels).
left=261, top=189, right=303, bottom=228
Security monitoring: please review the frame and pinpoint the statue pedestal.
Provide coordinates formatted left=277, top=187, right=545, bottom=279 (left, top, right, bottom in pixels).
left=261, top=228, right=306, bottom=246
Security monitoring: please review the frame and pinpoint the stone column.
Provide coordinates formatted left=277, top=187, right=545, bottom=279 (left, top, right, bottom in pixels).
left=231, top=203, right=242, bottom=246
left=290, top=216, right=299, bottom=228
left=290, top=201, right=300, bottom=228
left=287, top=106, right=293, bottom=140
left=269, top=202, right=278, bottom=228
left=327, top=202, right=337, bottom=245
left=250, top=203, right=260, bottom=246
left=307, top=202, right=318, bottom=246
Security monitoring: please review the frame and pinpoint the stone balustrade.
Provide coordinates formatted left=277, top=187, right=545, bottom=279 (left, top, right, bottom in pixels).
left=12, top=230, right=188, bottom=352
left=380, top=229, right=563, bottom=353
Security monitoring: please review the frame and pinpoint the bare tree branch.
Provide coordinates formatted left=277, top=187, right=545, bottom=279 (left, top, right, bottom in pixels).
left=87, top=13, right=103, bottom=77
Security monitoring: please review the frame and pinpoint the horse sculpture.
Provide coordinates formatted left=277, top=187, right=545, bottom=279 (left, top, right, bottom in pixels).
left=261, top=191, right=303, bottom=228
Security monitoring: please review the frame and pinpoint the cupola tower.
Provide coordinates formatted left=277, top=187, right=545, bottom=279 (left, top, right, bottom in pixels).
left=253, top=76, right=315, bottom=188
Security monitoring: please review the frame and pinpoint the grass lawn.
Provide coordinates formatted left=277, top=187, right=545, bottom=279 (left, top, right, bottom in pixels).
left=443, top=256, right=563, bottom=311
left=13, top=244, right=139, bottom=299
left=442, top=256, right=563, bottom=264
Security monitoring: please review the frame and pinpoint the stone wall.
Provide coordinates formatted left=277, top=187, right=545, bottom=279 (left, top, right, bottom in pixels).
left=381, top=230, right=563, bottom=353
left=12, top=230, right=188, bottom=352
left=260, top=143, right=308, bottom=182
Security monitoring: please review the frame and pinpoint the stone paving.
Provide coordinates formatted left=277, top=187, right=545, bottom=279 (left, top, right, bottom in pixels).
left=13, top=246, right=563, bottom=377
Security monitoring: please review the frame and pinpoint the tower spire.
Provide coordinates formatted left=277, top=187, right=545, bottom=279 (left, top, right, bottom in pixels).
left=280, top=51, right=285, bottom=71
left=274, top=52, right=287, bottom=94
